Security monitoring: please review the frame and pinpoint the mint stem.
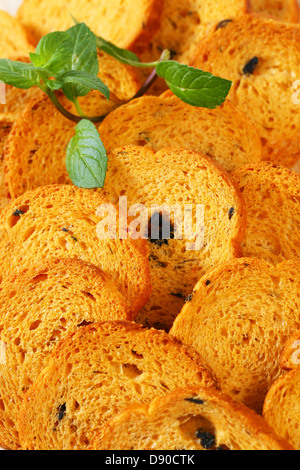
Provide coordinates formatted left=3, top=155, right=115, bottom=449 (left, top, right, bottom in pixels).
left=131, top=69, right=158, bottom=100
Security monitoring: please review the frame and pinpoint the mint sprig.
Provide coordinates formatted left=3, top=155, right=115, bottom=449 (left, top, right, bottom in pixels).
left=0, top=20, right=232, bottom=190
left=66, top=119, right=107, bottom=188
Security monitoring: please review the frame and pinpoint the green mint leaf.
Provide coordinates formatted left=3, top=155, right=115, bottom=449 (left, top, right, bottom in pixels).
left=50, top=70, right=110, bottom=101
left=66, top=23, right=99, bottom=76
left=156, top=61, right=232, bottom=109
left=30, top=31, right=74, bottom=76
left=0, top=59, right=40, bottom=89
left=96, top=36, right=143, bottom=67
left=66, top=119, right=108, bottom=188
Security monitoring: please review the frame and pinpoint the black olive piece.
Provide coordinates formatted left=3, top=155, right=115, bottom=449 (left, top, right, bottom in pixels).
left=185, top=294, right=193, bottom=303
left=148, top=212, right=174, bottom=246
left=196, top=429, right=216, bottom=449
left=12, top=209, right=25, bottom=217
left=205, top=280, right=211, bottom=286
left=185, top=397, right=205, bottom=405
left=171, top=292, right=185, bottom=299
left=57, top=403, right=66, bottom=421
left=216, top=19, right=233, bottom=30
left=243, top=57, right=259, bottom=75
left=228, top=207, right=235, bottom=220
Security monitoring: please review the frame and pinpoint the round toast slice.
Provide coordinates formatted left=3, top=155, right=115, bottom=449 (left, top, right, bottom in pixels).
left=3, top=50, right=141, bottom=200
left=0, top=11, right=33, bottom=58
left=248, top=0, right=300, bottom=22
left=170, top=257, right=300, bottom=413
left=280, top=330, right=300, bottom=371
left=0, top=257, right=129, bottom=450
left=18, top=321, right=215, bottom=450
left=139, top=0, right=247, bottom=65
left=103, top=146, right=246, bottom=330
left=94, top=386, right=293, bottom=450
left=99, top=92, right=262, bottom=173
left=191, top=14, right=300, bottom=168
left=17, top=0, right=163, bottom=52
left=0, top=185, right=151, bottom=317
left=231, top=162, right=300, bottom=265
left=263, top=369, right=300, bottom=450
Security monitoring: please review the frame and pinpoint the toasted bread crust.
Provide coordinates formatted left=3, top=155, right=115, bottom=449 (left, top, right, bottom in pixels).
left=0, top=11, right=33, bottom=58
left=18, top=322, right=215, bottom=450
left=170, top=257, right=300, bottom=413
left=0, top=185, right=151, bottom=316
left=95, top=386, right=293, bottom=450
left=232, top=162, right=300, bottom=264
left=263, top=369, right=300, bottom=450
left=17, top=0, right=163, bottom=52
left=0, top=258, right=129, bottom=450
left=280, top=330, right=300, bottom=371
left=191, top=14, right=300, bottom=168
left=99, top=92, right=262, bottom=173
left=247, top=0, right=300, bottom=22
left=102, top=145, right=246, bottom=329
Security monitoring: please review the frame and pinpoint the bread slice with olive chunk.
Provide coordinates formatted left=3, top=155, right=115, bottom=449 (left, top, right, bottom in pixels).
left=103, top=146, right=246, bottom=330
left=17, top=0, right=162, bottom=52
left=99, top=92, right=262, bottom=173
left=19, top=322, right=215, bottom=450
left=191, top=14, right=300, bottom=168
left=94, top=386, right=293, bottom=450
left=0, top=185, right=151, bottom=317
left=0, top=258, right=129, bottom=450
left=231, top=162, right=300, bottom=265
left=170, top=258, right=300, bottom=413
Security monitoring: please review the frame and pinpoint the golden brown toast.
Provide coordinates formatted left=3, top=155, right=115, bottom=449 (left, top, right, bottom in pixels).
left=0, top=11, right=33, bottom=58
left=18, top=322, right=215, bottom=450
left=0, top=121, right=12, bottom=211
left=170, top=257, right=300, bottom=413
left=263, top=368, right=300, bottom=450
left=103, top=146, right=246, bottom=330
left=17, top=0, right=163, bottom=52
left=99, top=92, right=262, bottom=173
left=248, top=0, right=300, bottom=22
left=0, top=185, right=151, bottom=317
left=280, top=330, right=300, bottom=371
left=191, top=14, right=300, bottom=168
left=94, top=386, right=293, bottom=450
left=0, top=258, right=129, bottom=450
left=231, top=163, right=300, bottom=264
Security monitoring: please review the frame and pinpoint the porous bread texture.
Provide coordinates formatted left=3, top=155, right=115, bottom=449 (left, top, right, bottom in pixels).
left=191, top=14, right=300, bottom=168
left=3, top=51, right=141, bottom=200
left=0, top=11, right=33, bottom=58
left=94, top=386, right=293, bottom=450
left=0, top=185, right=151, bottom=317
left=0, top=258, right=129, bottom=450
left=139, top=0, right=247, bottom=65
left=0, top=121, right=12, bottom=211
left=263, top=369, right=300, bottom=450
left=280, top=330, right=300, bottom=371
left=103, top=146, right=246, bottom=330
left=231, top=163, right=300, bottom=265
left=248, top=0, right=300, bottom=22
left=99, top=92, right=262, bottom=173
left=0, top=57, right=43, bottom=123
left=17, top=0, right=162, bottom=52
left=18, top=322, right=215, bottom=450
left=170, top=257, right=300, bottom=414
